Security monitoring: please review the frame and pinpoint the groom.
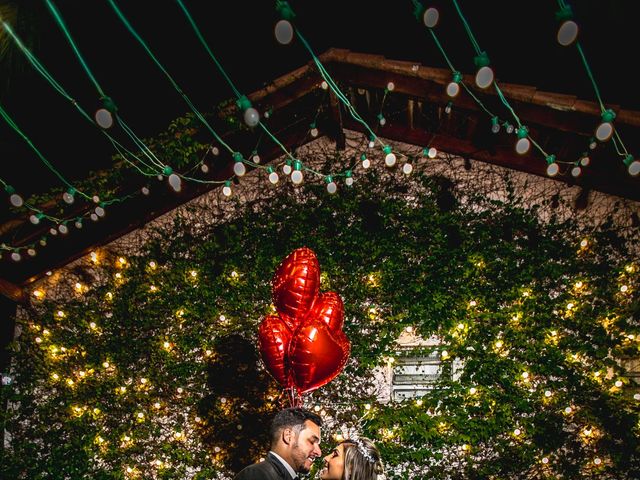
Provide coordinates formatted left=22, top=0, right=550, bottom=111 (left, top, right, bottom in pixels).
left=234, top=407, right=323, bottom=480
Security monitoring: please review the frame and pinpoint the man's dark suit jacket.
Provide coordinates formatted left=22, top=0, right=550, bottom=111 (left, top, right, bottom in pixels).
left=234, top=452, right=297, bottom=480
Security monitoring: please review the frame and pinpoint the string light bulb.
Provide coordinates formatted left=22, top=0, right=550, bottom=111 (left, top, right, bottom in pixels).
left=168, top=173, right=181, bottom=192
left=361, top=154, right=370, bottom=169
left=595, top=109, right=615, bottom=142
left=383, top=145, right=396, bottom=167
left=274, top=1, right=295, bottom=44
left=63, top=188, right=76, bottom=204
left=491, top=116, right=500, bottom=134
left=5, top=185, right=23, bottom=207
left=222, top=181, right=232, bottom=197
left=30, top=213, right=44, bottom=225
left=623, top=154, right=640, bottom=176
left=446, top=71, right=462, bottom=98
left=310, top=122, right=318, bottom=137
left=402, top=162, right=413, bottom=175
left=283, top=160, right=293, bottom=175
left=571, top=163, right=582, bottom=177
left=267, top=167, right=279, bottom=184
left=291, top=160, right=304, bottom=185
left=377, top=113, right=386, bottom=126
left=325, top=176, right=337, bottom=194
left=556, top=5, right=579, bottom=46
left=345, top=170, right=354, bottom=186
left=474, top=52, right=494, bottom=89
left=94, top=108, right=113, bottom=129
left=233, top=152, right=246, bottom=177
left=515, top=126, right=531, bottom=154
left=546, top=155, right=559, bottom=177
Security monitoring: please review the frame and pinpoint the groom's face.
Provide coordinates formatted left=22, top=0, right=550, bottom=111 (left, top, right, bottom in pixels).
left=290, top=420, right=322, bottom=473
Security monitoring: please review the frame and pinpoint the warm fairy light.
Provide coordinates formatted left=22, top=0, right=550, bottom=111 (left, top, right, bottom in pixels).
left=469, top=387, right=477, bottom=395
left=626, top=264, right=636, bottom=273
left=90, top=251, right=98, bottom=263
left=230, top=270, right=238, bottom=278
left=33, top=289, right=44, bottom=298
left=566, top=302, right=574, bottom=310
left=66, top=378, right=74, bottom=386
left=190, top=270, right=198, bottom=278
left=106, top=292, right=113, bottom=300
left=149, top=285, right=157, bottom=292
left=522, top=290, right=530, bottom=297
left=594, top=458, right=602, bottom=466
left=52, top=373, right=59, bottom=380
left=544, top=390, right=552, bottom=397
left=177, top=387, right=184, bottom=394
left=42, top=329, right=50, bottom=336
left=174, top=431, right=183, bottom=439
left=154, top=402, right=161, bottom=409
left=594, top=371, right=601, bottom=378
left=457, top=323, right=465, bottom=330
left=163, top=341, right=171, bottom=350
left=364, top=403, right=372, bottom=410
left=118, top=257, right=127, bottom=266
left=494, top=340, right=503, bottom=349
left=102, top=361, right=110, bottom=368
left=542, top=457, right=549, bottom=464
left=137, top=412, right=145, bottom=420
left=513, top=428, right=521, bottom=436
left=583, top=427, right=592, bottom=437
left=149, top=260, right=157, bottom=269
left=75, top=282, right=84, bottom=292
left=119, top=386, right=127, bottom=393
left=115, top=272, right=122, bottom=279
left=580, top=238, right=589, bottom=248
left=615, top=379, right=623, bottom=387
left=140, top=378, right=148, bottom=384
left=620, top=285, right=629, bottom=293
left=89, top=322, right=97, bottom=330
left=416, top=399, right=423, bottom=406
left=469, top=300, right=477, bottom=307
left=195, top=416, right=201, bottom=423
left=35, top=337, right=42, bottom=344
left=462, top=444, right=470, bottom=451
left=522, top=372, right=529, bottom=380
left=79, top=370, right=86, bottom=378
left=57, top=310, right=65, bottom=318
left=441, top=350, right=449, bottom=360
left=176, top=309, right=185, bottom=317
left=564, top=406, right=572, bottom=414
left=575, top=281, right=583, bottom=289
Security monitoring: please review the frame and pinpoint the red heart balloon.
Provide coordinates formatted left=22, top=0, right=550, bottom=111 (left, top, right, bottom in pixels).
left=258, top=315, right=292, bottom=388
left=272, top=247, right=320, bottom=331
left=305, top=291, right=344, bottom=332
left=288, top=319, right=351, bottom=394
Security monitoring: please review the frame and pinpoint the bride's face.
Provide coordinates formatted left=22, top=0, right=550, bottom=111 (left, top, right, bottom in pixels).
left=320, top=443, right=345, bottom=480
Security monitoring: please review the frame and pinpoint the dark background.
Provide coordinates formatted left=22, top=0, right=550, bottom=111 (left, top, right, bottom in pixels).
left=1, top=0, right=639, bottom=205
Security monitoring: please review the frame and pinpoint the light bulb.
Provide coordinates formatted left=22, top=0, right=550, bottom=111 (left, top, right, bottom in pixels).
left=446, top=81, right=460, bottom=97
left=571, top=165, right=582, bottom=177
left=291, top=170, right=304, bottom=185
left=368, top=140, right=375, bottom=148
left=378, top=116, right=386, bottom=126
left=321, top=81, right=328, bottom=90
left=95, top=108, right=113, bottom=128
left=444, top=102, right=452, bottom=114
left=30, top=214, right=40, bottom=225
left=475, top=66, right=494, bottom=89
left=211, top=146, right=220, bottom=156
left=49, top=227, right=58, bottom=235
left=63, top=190, right=75, bottom=204
left=385, top=152, right=396, bottom=167
left=274, top=19, right=294, bottom=44
left=141, top=186, right=150, bottom=195
left=326, top=180, right=337, bottom=194
left=222, top=182, right=232, bottom=197
left=75, top=219, right=83, bottom=229
left=546, top=161, right=559, bottom=177
left=505, top=123, right=515, bottom=134
left=92, top=195, right=100, bottom=203
left=201, top=163, right=209, bottom=173
left=423, top=7, right=439, bottom=28
left=557, top=20, right=579, bottom=46
left=515, top=137, right=531, bottom=154
left=310, top=127, right=319, bottom=137
left=11, top=252, right=21, bottom=262
left=233, top=161, right=246, bottom=177
left=283, top=164, right=292, bottom=175
left=428, top=147, right=437, bottom=158
left=95, top=206, right=105, bottom=217
left=580, top=155, right=590, bottom=166
left=243, top=107, right=260, bottom=127
left=491, top=116, right=500, bottom=134
left=268, top=171, right=279, bottom=184
left=628, top=159, right=640, bottom=176
left=386, top=82, right=395, bottom=91
left=27, top=248, right=36, bottom=257
left=9, top=193, right=23, bottom=207
left=361, top=154, right=370, bottom=169
left=402, top=163, right=413, bottom=175
left=168, top=173, right=182, bottom=192
left=595, top=122, right=613, bottom=141
left=345, top=176, right=354, bottom=186
left=58, top=224, right=68, bottom=235
left=252, top=153, right=261, bottom=164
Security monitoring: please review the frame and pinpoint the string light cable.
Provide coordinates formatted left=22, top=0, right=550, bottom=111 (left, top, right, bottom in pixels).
left=555, top=0, right=639, bottom=176
left=105, top=0, right=247, bottom=191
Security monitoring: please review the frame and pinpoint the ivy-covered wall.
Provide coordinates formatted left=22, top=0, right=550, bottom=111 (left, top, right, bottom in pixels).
left=2, top=137, right=639, bottom=479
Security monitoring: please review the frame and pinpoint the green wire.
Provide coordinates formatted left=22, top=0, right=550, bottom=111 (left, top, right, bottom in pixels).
left=106, top=0, right=235, bottom=156
left=0, top=102, right=91, bottom=200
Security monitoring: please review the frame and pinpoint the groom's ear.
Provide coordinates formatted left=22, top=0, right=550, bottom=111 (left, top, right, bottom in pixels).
left=282, top=427, right=294, bottom=446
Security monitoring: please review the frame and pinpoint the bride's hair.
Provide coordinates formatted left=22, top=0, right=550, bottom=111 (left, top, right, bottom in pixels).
left=340, top=437, right=384, bottom=480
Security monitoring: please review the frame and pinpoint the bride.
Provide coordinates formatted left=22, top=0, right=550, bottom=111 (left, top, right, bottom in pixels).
left=319, top=436, right=384, bottom=480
